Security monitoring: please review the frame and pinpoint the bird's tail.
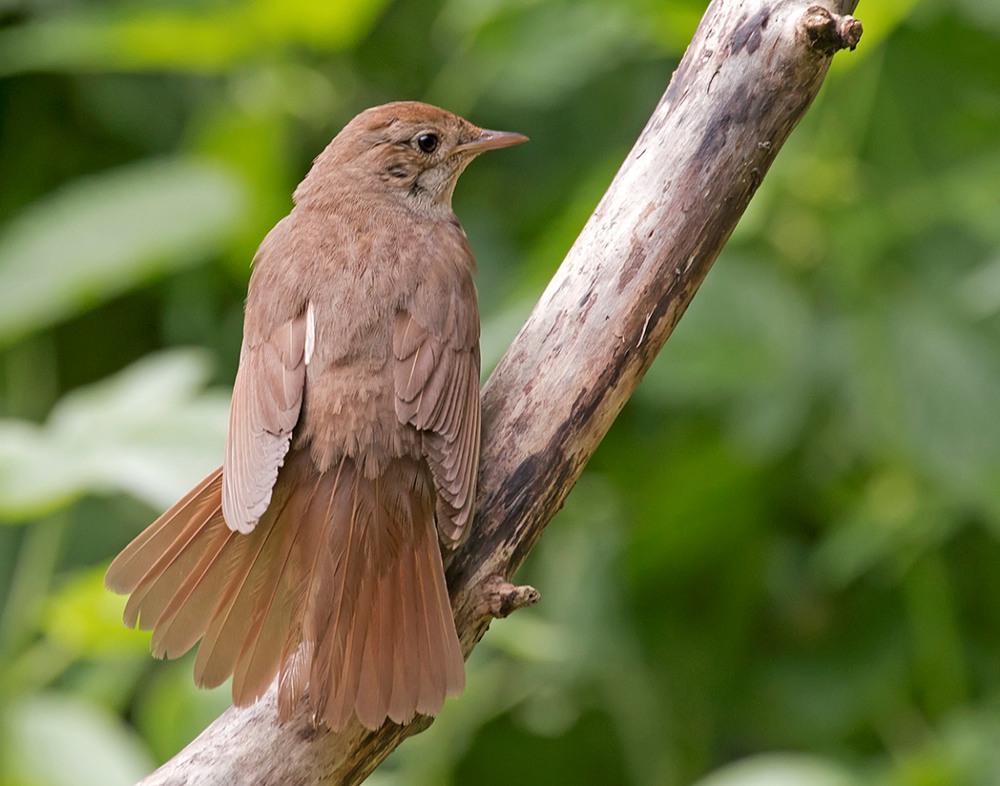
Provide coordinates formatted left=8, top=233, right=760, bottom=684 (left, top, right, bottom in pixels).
left=105, top=450, right=465, bottom=731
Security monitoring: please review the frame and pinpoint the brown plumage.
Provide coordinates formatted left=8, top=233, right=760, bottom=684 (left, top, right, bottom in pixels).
left=105, top=102, right=526, bottom=731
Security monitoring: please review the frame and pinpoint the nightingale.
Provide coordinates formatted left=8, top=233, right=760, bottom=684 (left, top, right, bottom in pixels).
left=105, top=101, right=526, bottom=732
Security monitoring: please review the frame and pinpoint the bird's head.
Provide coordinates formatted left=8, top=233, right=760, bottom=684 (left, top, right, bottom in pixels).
left=295, top=101, right=527, bottom=216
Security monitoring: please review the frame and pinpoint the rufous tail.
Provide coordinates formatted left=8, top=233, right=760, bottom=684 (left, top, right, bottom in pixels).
left=105, top=449, right=465, bottom=731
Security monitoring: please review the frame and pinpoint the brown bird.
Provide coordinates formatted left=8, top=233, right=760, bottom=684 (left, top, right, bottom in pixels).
left=105, top=101, right=526, bottom=731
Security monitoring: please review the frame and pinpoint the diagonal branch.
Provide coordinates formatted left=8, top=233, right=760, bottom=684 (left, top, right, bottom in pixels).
left=136, top=1, right=862, bottom=783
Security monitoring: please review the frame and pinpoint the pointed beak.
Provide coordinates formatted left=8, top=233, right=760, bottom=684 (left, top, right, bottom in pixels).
left=452, top=129, right=529, bottom=156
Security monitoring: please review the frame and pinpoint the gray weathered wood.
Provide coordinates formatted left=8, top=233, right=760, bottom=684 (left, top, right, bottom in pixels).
left=136, top=1, right=862, bottom=783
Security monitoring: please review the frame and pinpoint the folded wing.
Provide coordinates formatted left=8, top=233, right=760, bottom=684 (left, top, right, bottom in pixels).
left=222, top=302, right=314, bottom=534
left=392, top=283, right=480, bottom=546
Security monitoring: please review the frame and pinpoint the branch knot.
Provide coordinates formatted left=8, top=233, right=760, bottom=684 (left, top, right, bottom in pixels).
left=803, top=6, right=863, bottom=54
left=475, top=575, right=541, bottom=619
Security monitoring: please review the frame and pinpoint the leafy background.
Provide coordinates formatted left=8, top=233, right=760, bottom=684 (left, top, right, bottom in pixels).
left=1, top=0, right=999, bottom=784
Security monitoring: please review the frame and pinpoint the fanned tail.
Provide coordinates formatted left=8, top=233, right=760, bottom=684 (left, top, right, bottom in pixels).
left=304, top=457, right=465, bottom=729
left=105, top=450, right=465, bottom=731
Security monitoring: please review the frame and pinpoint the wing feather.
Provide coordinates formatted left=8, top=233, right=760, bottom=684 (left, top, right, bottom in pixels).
left=392, top=295, right=480, bottom=547
left=222, top=303, right=314, bottom=534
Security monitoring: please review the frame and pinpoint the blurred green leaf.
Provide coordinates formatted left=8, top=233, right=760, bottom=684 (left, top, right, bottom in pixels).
left=641, top=258, right=815, bottom=457
left=434, top=1, right=647, bottom=108
left=0, top=349, right=228, bottom=521
left=692, top=754, right=860, bottom=786
left=812, top=470, right=952, bottom=587
left=0, top=0, right=391, bottom=74
left=42, top=568, right=149, bottom=659
left=4, top=694, right=154, bottom=786
left=835, top=295, right=1000, bottom=502
left=132, top=661, right=231, bottom=764
left=0, top=158, right=245, bottom=345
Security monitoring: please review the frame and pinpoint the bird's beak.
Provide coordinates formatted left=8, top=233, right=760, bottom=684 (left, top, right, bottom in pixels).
left=452, top=129, right=529, bottom=156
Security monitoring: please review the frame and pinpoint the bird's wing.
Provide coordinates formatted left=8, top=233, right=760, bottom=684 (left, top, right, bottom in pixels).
left=222, top=300, right=315, bottom=533
left=393, top=273, right=480, bottom=547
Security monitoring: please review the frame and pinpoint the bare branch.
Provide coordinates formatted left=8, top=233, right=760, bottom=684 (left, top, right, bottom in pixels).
left=137, top=1, right=861, bottom=783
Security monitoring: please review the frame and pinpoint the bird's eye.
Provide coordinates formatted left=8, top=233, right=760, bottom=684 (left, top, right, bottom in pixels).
left=416, top=133, right=439, bottom=154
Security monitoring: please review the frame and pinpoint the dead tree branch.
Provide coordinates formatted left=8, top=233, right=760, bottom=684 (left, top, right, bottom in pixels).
left=137, top=1, right=861, bottom=783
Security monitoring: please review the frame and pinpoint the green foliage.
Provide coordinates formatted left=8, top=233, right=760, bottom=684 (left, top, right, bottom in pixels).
left=691, top=754, right=860, bottom=786
left=0, top=160, right=245, bottom=345
left=0, top=350, right=229, bottom=520
left=4, top=694, right=153, bottom=786
left=0, top=0, right=998, bottom=784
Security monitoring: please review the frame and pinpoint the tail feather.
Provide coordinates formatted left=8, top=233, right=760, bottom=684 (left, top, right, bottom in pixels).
left=418, top=515, right=466, bottom=708
left=105, top=469, right=223, bottom=595
left=355, top=571, right=387, bottom=729
left=230, top=506, right=299, bottom=704
left=105, top=449, right=466, bottom=731
left=192, top=515, right=280, bottom=688
left=378, top=568, right=400, bottom=720
left=308, top=465, right=367, bottom=727
left=277, top=459, right=350, bottom=718
left=400, top=532, right=433, bottom=714
left=114, top=473, right=227, bottom=632
left=149, top=520, right=235, bottom=658
left=386, top=559, right=413, bottom=724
